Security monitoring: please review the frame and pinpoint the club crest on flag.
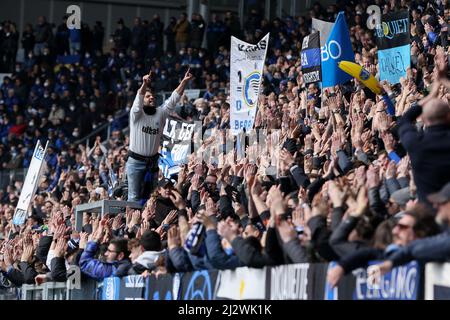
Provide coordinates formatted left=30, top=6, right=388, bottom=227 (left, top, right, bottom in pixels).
left=243, top=71, right=261, bottom=107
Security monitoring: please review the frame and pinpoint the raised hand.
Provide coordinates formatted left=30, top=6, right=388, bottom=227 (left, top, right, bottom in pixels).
left=385, top=160, right=397, bottom=179
left=21, top=242, right=34, bottom=263
left=163, top=210, right=178, bottom=225
left=205, top=198, right=217, bottom=216
left=328, top=180, right=346, bottom=208
left=190, top=174, right=200, bottom=191
left=267, top=185, right=286, bottom=217
left=397, top=156, right=410, bottom=178
left=130, top=210, right=141, bottom=227
left=79, top=232, right=89, bottom=249
left=112, top=214, right=123, bottom=231
left=170, top=190, right=186, bottom=210
left=182, top=67, right=194, bottom=82
left=198, top=212, right=215, bottom=231
left=380, top=131, right=395, bottom=153
left=349, top=186, right=368, bottom=218
left=217, top=218, right=239, bottom=242
left=54, top=239, right=67, bottom=258
left=366, top=165, right=380, bottom=189
left=276, top=220, right=297, bottom=244
left=167, top=226, right=181, bottom=250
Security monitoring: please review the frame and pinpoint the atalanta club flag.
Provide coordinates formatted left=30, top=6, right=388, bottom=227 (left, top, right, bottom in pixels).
left=376, top=10, right=410, bottom=84
left=301, top=31, right=322, bottom=84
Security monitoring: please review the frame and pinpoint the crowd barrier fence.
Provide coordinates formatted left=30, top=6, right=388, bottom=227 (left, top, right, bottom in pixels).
left=13, top=262, right=450, bottom=300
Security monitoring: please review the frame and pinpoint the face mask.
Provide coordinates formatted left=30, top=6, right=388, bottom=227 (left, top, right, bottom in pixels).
left=199, top=53, right=204, bottom=58
left=143, top=106, right=156, bottom=115
left=28, top=54, right=33, bottom=59
left=119, top=53, right=124, bottom=58
left=70, top=105, right=75, bottom=111
left=85, top=53, right=90, bottom=59
left=179, top=50, right=185, bottom=55
left=73, top=132, right=79, bottom=138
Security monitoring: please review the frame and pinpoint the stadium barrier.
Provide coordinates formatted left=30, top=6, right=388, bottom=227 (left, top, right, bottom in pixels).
left=16, top=261, right=450, bottom=300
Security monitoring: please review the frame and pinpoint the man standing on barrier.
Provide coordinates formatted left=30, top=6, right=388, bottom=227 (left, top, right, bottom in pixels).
left=126, top=68, right=193, bottom=201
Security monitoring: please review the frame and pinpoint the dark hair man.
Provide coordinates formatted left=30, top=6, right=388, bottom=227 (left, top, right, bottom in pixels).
left=126, top=68, right=193, bottom=201
left=79, top=225, right=131, bottom=281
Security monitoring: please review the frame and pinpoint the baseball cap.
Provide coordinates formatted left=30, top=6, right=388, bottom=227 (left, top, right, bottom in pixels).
left=427, top=182, right=450, bottom=204
left=158, top=178, right=174, bottom=188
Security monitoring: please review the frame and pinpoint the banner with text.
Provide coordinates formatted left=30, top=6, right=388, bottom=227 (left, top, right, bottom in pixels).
left=376, top=10, right=410, bottom=84
left=159, top=117, right=197, bottom=178
left=230, top=33, right=269, bottom=135
left=301, top=31, right=322, bottom=84
left=321, top=12, right=355, bottom=87
left=13, top=140, right=48, bottom=225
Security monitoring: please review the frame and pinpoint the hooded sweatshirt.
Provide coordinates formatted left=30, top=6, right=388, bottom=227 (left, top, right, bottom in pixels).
left=128, top=250, right=165, bottom=275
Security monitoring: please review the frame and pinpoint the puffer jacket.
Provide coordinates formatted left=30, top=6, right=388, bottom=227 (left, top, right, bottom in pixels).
left=79, top=241, right=131, bottom=281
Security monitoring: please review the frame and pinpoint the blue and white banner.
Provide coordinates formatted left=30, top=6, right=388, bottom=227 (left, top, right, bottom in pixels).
left=230, top=33, right=269, bottom=135
left=159, top=117, right=197, bottom=178
left=353, top=261, right=420, bottom=300
left=13, top=140, right=48, bottom=225
left=301, top=31, right=322, bottom=84
left=101, top=277, right=120, bottom=300
left=376, top=10, right=410, bottom=84
left=377, top=44, right=410, bottom=84
left=321, top=12, right=355, bottom=88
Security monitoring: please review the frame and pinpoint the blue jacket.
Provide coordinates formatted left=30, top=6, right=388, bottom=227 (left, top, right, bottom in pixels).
left=79, top=241, right=131, bottom=281
left=204, top=229, right=242, bottom=270
left=389, top=228, right=450, bottom=267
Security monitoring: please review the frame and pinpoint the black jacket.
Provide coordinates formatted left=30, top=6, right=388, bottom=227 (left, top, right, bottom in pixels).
left=154, top=196, right=177, bottom=226
left=329, top=216, right=367, bottom=258
left=231, top=236, right=277, bottom=268
left=49, top=257, right=67, bottom=282
left=282, top=239, right=309, bottom=263
left=18, top=262, right=38, bottom=285
left=307, top=216, right=339, bottom=261
left=397, top=104, right=450, bottom=202
left=35, top=236, right=53, bottom=264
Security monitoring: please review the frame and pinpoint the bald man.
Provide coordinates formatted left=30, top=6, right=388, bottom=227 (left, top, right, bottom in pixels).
left=397, top=96, right=450, bottom=203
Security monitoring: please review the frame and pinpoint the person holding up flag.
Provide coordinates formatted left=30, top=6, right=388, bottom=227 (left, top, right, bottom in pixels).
left=126, top=68, right=193, bottom=202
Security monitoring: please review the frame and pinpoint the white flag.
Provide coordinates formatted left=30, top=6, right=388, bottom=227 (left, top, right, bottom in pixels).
left=230, top=33, right=269, bottom=135
left=13, top=140, right=48, bottom=225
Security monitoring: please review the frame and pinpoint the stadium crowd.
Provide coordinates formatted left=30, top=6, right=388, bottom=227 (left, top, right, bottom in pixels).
left=0, top=0, right=450, bottom=290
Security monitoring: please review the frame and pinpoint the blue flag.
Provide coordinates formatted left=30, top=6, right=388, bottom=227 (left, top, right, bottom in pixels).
left=321, top=12, right=355, bottom=87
